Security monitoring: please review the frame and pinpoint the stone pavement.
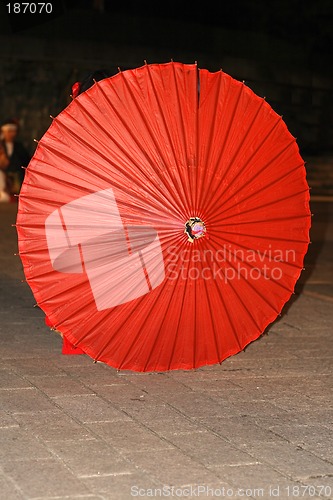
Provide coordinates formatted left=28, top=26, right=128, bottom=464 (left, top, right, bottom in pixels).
left=0, top=200, right=332, bottom=500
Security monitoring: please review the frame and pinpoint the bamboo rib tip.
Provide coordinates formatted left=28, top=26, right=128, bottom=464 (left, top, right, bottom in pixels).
left=117, top=67, right=121, bottom=73
left=50, top=115, right=55, bottom=119
left=33, top=139, right=39, bottom=143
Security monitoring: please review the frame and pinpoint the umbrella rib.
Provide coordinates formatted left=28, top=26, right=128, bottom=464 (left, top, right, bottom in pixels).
left=219, top=229, right=309, bottom=244
left=208, top=241, right=264, bottom=333
left=204, top=116, right=287, bottom=217
left=94, top=267, right=169, bottom=368
left=30, top=151, right=165, bottom=212
left=196, top=69, right=223, bottom=213
left=83, top=231, right=180, bottom=367
left=200, top=261, right=228, bottom=361
left=125, top=237, right=197, bottom=371
left=52, top=113, right=184, bottom=219
left=142, top=253, right=194, bottom=371
left=105, top=71, right=189, bottom=216
left=217, top=213, right=311, bottom=227
left=55, top=256, right=166, bottom=357
left=200, top=77, right=245, bottom=211
left=208, top=238, right=281, bottom=320
left=74, top=92, right=186, bottom=216
left=169, top=61, right=195, bottom=213
left=201, top=94, right=266, bottom=212
left=167, top=246, right=194, bottom=371
left=214, top=186, right=311, bottom=226
left=213, top=162, right=306, bottom=221
left=215, top=185, right=311, bottom=225
left=23, top=166, right=181, bottom=225
left=209, top=143, right=300, bottom=221
left=211, top=238, right=299, bottom=296
left=145, top=63, right=192, bottom=215
left=213, top=233, right=307, bottom=271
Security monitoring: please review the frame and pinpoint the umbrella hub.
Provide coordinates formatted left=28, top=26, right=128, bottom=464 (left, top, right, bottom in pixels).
left=185, top=217, right=206, bottom=243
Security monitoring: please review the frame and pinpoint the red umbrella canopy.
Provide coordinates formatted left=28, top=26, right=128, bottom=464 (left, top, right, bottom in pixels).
left=17, top=62, right=311, bottom=371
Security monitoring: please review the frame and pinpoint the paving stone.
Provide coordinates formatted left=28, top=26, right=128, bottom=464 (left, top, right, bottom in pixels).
left=0, top=410, right=20, bottom=429
left=0, top=387, right=57, bottom=413
left=124, top=448, right=221, bottom=485
left=144, top=414, right=209, bottom=437
left=85, top=420, right=174, bottom=453
left=5, top=358, right=62, bottom=377
left=59, top=364, right=125, bottom=388
left=26, top=374, right=95, bottom=397
left=52, top=394, right=130, bottom=423
left=198, top=416, right=288, bottom=447
left=2, top=458, right=91, bottom=498
left=165, top=431, right=258, bottom=467
left=45, top=439, right=135, bottom=478
left=241, top=441, right=333, bottom=480
left=0, top=472, right=25, bottom=499
left=0, top=369, right=33, bottom=390
left=12, top=410, right=96, bottom=442
left=0, top=427, right=52, bottom=462
left=81, top=471, right=161, bottom=499
left=208, top=464, right=325, bottom=499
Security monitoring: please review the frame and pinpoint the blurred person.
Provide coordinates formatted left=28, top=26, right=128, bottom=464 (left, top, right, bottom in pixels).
left=1, top=119, right=31, bottom=195
left=0, top=143, right=10, bottom=202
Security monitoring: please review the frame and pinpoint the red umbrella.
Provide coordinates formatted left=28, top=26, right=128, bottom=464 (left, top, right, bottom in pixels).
left=16, top=62, right=311, bottom=371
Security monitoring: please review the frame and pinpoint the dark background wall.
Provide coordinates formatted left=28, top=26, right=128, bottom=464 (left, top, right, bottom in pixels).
left=0, top=0, right=332, bottom=159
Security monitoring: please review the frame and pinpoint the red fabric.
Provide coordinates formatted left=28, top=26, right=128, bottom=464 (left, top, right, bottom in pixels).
left=44, top=315, right=53, bottom=328
left=62, top=335, right=85, bottom=355
left=45, top=316, right=85, bottom=354
left=17, top=62, right=310, bottom=371
left=71, top=81, right=81, bottom=99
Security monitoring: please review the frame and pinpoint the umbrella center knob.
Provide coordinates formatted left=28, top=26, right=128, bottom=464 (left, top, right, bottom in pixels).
left=185, top=217, right=206, bottom=243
